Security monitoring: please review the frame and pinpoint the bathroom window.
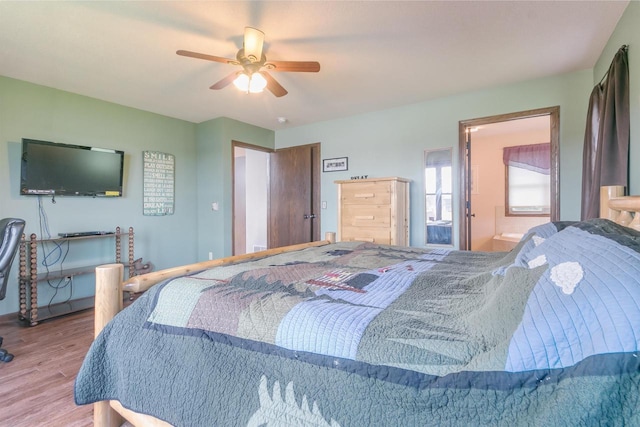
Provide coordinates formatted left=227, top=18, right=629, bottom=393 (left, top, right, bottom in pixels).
left=504, top=143, right=550, bottom=216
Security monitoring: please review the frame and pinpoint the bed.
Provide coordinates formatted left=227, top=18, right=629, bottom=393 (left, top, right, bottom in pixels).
left=426, top=220, right=452, bottom=245
left=75, top=186, right=640, bottom=426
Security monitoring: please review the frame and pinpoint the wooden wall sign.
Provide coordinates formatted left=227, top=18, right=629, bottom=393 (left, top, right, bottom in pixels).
left=143, top=151, right=175, bottom=216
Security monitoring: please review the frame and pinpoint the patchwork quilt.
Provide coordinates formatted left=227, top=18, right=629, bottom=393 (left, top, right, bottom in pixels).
left=75, top=219, right=640, bottom=426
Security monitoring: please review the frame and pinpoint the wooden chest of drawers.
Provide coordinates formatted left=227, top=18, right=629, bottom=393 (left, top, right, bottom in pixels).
left=335, top=177, right=410, bottom=245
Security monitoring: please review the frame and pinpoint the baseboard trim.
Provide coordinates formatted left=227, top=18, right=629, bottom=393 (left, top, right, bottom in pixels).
left=0, top=311, right=19, bottom=323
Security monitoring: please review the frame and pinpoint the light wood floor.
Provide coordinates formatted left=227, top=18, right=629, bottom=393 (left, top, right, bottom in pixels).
left=0, top=309, right=94, bottom=426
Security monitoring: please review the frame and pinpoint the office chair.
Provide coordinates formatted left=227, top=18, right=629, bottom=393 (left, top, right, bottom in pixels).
left=0, top=218, right=26, bottom=363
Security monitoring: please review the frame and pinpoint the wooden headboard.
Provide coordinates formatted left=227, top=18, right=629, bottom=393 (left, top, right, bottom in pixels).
left=600, top=185, right=640, bottom=231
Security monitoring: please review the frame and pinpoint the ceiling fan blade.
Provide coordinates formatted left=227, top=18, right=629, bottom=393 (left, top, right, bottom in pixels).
left=243, top=27, right=265, bottom=62
left=266, top=60, right=320, bottom=73
left=210, top=72, right=240, bottom=90
left=176, top=50, right=236, bottom=65
left=262, top=72, right=288, bottom=97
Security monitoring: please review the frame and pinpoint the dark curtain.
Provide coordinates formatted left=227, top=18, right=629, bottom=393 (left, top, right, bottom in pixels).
left=581, top=45, right=629, bottom=220
left=503, top=143, right=550, bottom=175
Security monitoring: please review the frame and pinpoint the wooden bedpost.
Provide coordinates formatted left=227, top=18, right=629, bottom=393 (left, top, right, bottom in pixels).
left=600, top=185, right=625, bottom=220
left=608, top=196, right=640, bottom=230
left=600, top=185, right=640, bottom=230
left=94, top=263, right=124, bottom=427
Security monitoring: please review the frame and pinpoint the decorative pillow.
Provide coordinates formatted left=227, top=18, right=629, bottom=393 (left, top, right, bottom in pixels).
left=493, top=221, right=572, bottom=276
left=505, top=222, right=640, bottom=371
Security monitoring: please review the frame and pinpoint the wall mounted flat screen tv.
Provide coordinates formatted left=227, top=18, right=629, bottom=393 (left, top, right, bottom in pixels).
left=20, top=138, right=124, bottom=197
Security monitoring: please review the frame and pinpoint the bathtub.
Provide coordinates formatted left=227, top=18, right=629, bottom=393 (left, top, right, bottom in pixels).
left=491, top=232, right=524, bottom=252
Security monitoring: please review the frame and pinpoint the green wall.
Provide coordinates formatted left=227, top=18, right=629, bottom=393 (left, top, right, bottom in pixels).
left=0, top=77, right=273, bottom=316
left=276, top=69, right=593, bottom=247
left=195, top=117, right=274, bottom=260
left=276, top=2, right=640, bottom=249
left=0, top=76, right=199, bottom=315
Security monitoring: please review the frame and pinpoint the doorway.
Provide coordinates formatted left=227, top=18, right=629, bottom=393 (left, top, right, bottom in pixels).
left=233, top=142, right=271, bottom=255
left=458, top=107, right=560, bottom=251
left=232, top=141, right=321, bottom=255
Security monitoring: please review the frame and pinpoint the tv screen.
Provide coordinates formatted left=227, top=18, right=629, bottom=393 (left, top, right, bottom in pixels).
left=20, top=138, right=124, bottom=197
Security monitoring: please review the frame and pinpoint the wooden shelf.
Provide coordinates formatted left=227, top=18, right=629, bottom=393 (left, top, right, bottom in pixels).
left=21, top=295, right=132, bottom=325
left=23, top=232, right=130, bottom=244
left=24, top=296, right=95, bottom=324
left=18, top=227, right=135, bottom=325
left=21, top=263, right=131, bottom=283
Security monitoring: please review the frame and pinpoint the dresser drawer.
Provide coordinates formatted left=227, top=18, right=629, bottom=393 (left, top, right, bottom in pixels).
left=336, top=177, right=410, bottom=246
left=340, top=226, right=391, bottom=244
left=340, top=181, right=391, bottom=205
left=340, top=205, right=391, bottom=228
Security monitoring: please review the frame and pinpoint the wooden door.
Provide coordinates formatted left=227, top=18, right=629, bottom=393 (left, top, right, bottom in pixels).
left=269, top=143, right=320, bottom=248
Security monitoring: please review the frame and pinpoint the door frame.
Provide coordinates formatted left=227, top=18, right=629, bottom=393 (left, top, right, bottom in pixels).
left=457, top=106, right=560, bottom=250
left=232, top=141, right=322, bottom=254
left=231, top=140, right=274, bottom=255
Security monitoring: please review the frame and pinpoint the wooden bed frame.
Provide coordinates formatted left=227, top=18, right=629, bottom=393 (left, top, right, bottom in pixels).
left=91, top=188, right=640, bottom=427
left=93, top=236, right=336, bottom=427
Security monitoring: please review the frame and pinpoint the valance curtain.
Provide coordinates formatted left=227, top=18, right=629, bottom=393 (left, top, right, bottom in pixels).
left=503, top=143, right=550, bottom=175
left=581, top=45, right=629, bottom=220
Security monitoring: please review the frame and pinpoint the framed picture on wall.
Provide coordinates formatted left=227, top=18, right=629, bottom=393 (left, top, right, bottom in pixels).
left=143, top=151, right=175, bottom=216
left=323, top=157, right=348, bottom=172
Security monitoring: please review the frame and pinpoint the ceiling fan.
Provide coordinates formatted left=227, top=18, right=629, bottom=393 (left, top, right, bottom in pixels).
left=177, top=27, right=320, bottom=97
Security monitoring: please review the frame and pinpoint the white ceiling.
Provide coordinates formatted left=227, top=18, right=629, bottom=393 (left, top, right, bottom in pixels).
left=0, top=1, right=628, bottom=131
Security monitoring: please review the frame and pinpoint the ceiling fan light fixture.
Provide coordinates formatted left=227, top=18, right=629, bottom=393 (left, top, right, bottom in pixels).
left=244, top=27, right=265, bottom=62
left=177, top=27, right=319, bottom=97
left=233, top=72, right=267, bottom=93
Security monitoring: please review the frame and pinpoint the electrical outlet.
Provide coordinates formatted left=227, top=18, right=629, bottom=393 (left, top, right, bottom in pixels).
left=322, top=201, right=327, bottom=209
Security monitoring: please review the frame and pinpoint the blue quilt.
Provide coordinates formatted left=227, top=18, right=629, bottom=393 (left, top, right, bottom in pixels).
left=75, top=219, right=640, bottom=426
